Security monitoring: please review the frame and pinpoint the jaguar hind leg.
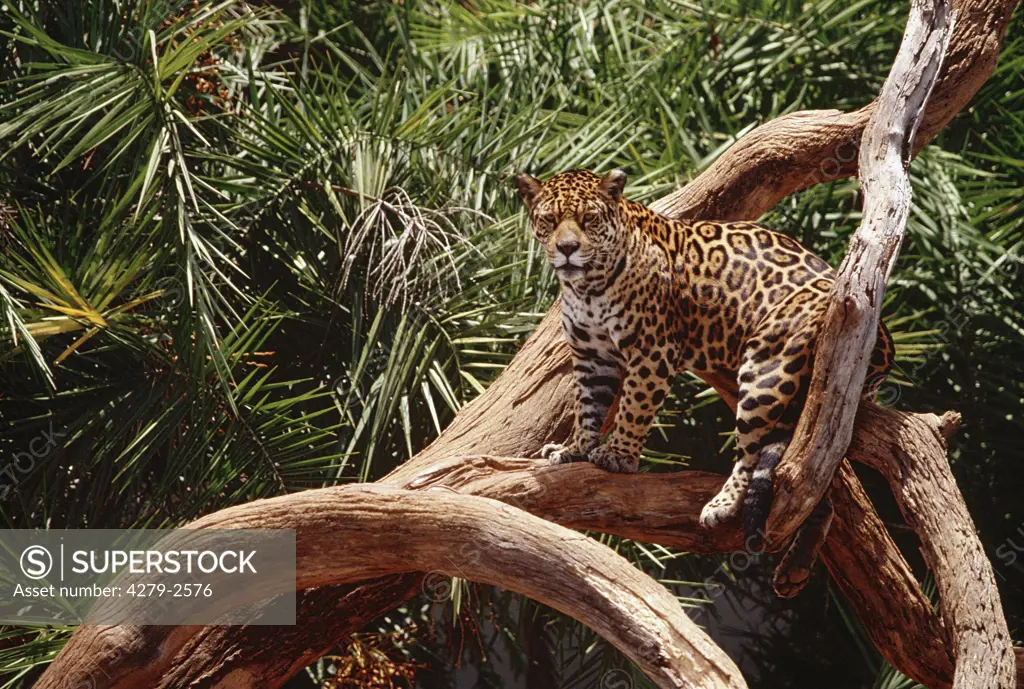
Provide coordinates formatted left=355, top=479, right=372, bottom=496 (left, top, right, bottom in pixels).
left=701, top=316, right=891, bottom=536
left=699, top=330, right=811, bottom=532
left=771, top=492, right=834, bottom=597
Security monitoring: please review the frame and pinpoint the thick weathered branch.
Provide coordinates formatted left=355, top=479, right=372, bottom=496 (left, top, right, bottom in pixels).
left=649, top=0, right=1017, bottom=221
left=40, top=486, right=747, bottom=689
left=757, top=0, right=1014, bottom=684
left=35, top=355, right=982, bottom=689
left=37, top=437, right=967, bottom=688
left=851, top=405, right=1017, bottom=687
left=768, top=0, right=952, bottom=549
left=822, top=461, right=953, bottom=687
left=37, top=0, right=1020, bottom=685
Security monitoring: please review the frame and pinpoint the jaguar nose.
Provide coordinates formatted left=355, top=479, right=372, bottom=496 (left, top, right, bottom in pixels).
left=556, top=239, right=580, bottom=258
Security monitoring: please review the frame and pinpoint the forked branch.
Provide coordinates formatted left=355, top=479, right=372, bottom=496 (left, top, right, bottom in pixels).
left=760, top=0, right=1014, bottom=684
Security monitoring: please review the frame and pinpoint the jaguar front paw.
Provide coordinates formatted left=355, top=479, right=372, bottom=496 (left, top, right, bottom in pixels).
left=587, top=446, right=639, bottom=474
left=541, top=443, right=584, bottom=465
left=699, top=495, right=741, bottom=529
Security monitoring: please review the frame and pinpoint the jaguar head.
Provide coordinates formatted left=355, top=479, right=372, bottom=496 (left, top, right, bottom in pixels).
left=515, top=169, right=627, bottom=284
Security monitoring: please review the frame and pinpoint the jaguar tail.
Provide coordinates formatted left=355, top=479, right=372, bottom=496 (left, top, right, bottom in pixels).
left=742, top=433, right=792, bottom=551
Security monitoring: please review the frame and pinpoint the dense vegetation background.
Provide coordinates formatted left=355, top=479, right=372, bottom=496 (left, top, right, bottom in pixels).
left=0, top=0, right=1021, bottom=686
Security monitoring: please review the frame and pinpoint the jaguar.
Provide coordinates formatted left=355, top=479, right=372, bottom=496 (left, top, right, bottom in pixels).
left=516, top=168, right=893, bottom=542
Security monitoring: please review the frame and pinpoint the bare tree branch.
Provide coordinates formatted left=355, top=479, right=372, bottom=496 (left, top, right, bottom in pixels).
left=39, top=487, right=748, bottom=689
left=769, top=0, right=953, bottom=547
left=649, top=0, right=1017, bottom=221
left=851, top=405, right=1017, bottom=687
left=757, top=0, right=1014, bottom=683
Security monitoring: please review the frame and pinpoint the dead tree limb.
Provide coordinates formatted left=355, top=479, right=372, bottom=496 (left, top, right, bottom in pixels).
left=851, top=405, right=1017, bottom=687
left=40, top=487, right=748, bottom=689
left=37, top=426, right=964, bottom=688
left=822, top=461, right=954, bottom=686
left=649, top=0, right=1018, bottom=221
left=35, top=362, right=993, bottom=689
left=35, top=0, right=1020, bottom=685
left=760, top=0, right=1014, bottom=684
left=768, top=0, right=953, bottom=548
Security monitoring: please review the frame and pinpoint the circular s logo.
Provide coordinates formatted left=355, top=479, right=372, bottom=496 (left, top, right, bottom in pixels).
left=20, top=545, right=53, bottom=580
left=601, top=669, right=633, bottom=689
left=421, top=571, right=453, bottom=603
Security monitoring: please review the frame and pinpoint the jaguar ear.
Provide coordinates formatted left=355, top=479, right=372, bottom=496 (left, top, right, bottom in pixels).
left=599, top=169, right=627, bottom=202
left=515, top=173, right=542, bottom=209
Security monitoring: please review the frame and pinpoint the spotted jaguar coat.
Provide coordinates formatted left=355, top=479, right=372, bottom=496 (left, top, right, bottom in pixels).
left=516, top=169, right=893, bottom=541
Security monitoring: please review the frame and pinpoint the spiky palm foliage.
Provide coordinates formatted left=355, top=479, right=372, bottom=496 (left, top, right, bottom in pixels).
left=0, top=0, right=1021, bottom=686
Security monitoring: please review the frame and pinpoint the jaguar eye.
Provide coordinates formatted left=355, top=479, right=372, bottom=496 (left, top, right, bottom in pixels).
left=582, top=211, right=601, bottom=226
